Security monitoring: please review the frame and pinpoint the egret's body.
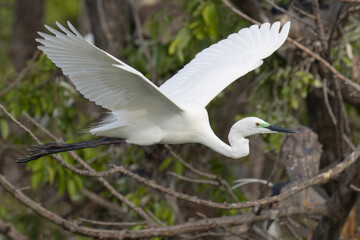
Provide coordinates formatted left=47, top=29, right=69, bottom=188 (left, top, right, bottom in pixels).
left=36, top=21, right=294, bottom=159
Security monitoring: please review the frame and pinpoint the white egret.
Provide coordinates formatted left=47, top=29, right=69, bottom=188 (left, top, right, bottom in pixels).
left=31, top=21, right=294, bottom=160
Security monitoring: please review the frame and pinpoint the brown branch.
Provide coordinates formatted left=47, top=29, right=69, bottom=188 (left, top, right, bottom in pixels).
left=110, top=144, right=360, bottom=209
left=23, top=111, right=59, bottom=141
left=76, top=218, right=146, bottom=228
left=1, top=105, right=157, bottom=226
left=0, top=173, right=328, bottom=239
left=63, top=151, right=158, bottom=227
left=312, top=0, right=328, bottom=49
left=16, top=136, right=360, bottom=212
left=11, top=106, right=360, bottom=212
left=0, top=103, right=41, bottom=144
left=80, top=188, right=128, bottom=218
left=339, top=0, right=360, bottom=2
left=0, top=50, right=41, bottom=97
left=221, top=0, right=360, bottom=93
left=168, top=172, right=219, bottom=185
left=165, top=145, right=216, bottom=179
left=323, top=78, right=338, bottom=125
left=263, top=0, right=316, bottom=29
left=290, top=2, right=316, bottom=20
left=312, top=147, right=360, bottom=239
left=128, top=0, right=157, bottom=81
left=165, top=145, right=238, bottom=202
left=0, top=218, right=28, bottom=240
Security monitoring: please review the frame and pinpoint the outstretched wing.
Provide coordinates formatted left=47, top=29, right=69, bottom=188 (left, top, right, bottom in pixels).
left=159, top=22, right=290, bottom=106
left=36, top=21, right=183, bottom=116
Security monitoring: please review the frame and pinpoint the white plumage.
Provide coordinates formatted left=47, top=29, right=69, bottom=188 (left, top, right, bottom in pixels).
left=36, top=21, right=293, bottom=159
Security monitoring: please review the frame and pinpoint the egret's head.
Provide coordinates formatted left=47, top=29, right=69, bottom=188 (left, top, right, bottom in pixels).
left=230, top=117, right=296, bottom=138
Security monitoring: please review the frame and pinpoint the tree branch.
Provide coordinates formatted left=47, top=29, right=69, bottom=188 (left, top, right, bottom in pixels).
left=0, top=173, right=328, bottom=239
left=222, top=0, right=360, bottom=93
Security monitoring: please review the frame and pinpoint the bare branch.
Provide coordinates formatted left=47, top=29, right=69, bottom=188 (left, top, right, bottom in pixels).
left=290, top=2, right=316, bottom=20
left=312, top=0, right=328, bottom=49
left=1, top=105, right=156, bottom=226
left=0, top=50, right=41, bottom=97
left=23, top=111, right=60, bottom=141
left=322, top=78, right=338, bottom=125
left=76, top=218, right=146, bottom=228
left=0, top=173, right=329, bottom=239
left=221, top=0, right=360, bottom=93
left=0, top=218, right=28, bottom=240
left=128, top=0, right=157, bottom=81
left=168, top=172, right=219, bottom=185
left=165, top=145, right=238, bottom=202
left=0, top=103, right=41, bottom=144
left=80, top=188, right=128, bottom=218
left=165, top=145, right=216, bottom=179
left=263, top=0, right=316, bottom=29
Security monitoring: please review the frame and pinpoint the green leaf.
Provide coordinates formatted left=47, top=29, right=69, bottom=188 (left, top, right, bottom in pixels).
left=168, top=28, right=191, bottom=56
left=46, top=165, right=56, bottom=184
left=0, top=119, right=9, bottom=140
left=159, top=157, right=173, bottom=171
left=201, top=3, right=218, bottom=40
left=67, top=179, right=76, bottom=198
left=173, top=160, right=184, bottom=175
left=168, top=39, right=180, bottom=55
left=31, top=170, right=43, bottom=189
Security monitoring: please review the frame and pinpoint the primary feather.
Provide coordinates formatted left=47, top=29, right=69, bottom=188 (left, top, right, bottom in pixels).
left=160, top=22, right=290, bottom=106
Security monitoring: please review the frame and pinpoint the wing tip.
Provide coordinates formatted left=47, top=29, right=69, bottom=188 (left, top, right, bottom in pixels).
left=281, top=21, right=291, bottom=35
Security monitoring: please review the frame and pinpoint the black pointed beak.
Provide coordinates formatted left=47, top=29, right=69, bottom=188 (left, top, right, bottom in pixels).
left=266, top=125, right=297, bottom=133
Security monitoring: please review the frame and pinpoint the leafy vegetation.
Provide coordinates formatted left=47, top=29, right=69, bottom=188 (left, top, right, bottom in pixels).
left=1, top=0, right=360, bottom=239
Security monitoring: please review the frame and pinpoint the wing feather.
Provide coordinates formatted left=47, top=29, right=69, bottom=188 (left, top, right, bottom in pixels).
left=159, top=21, right=290, bottom=106
left=36, top=21, right=183, bottom=120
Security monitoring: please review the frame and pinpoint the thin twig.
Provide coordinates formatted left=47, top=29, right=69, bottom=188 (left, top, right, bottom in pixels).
left=168, top=172, right=219, bottom=185
left=16, top=110, right=360, bottom=211
left=165, top=145, right=238, bottom=202
left=0, top=103, right=41, bottom=144
left=312, top=0, right=328, bottom=50
left=0, top=218, right=28, bottom=240
left=4, top=107, right=156, bottom=226
left=67, top=151, right=159, bottom=227
left=22, top=111, right=60, bottom=141
left=17, top=139, right=360, bottom=211
left=263, top=0, right=315, bottom=29
left=343, top=134, right=356, bottom=150
left=322, top=78, right=337, bottom=125
left=128, top=0, right=157, bottom=81
left=0, top=174, right=329, bottom=239
left=77, top=218, right=146, bottom=227
left=221, top=0, right=360, bottom=93
left=165, top=145, right=216, bottom=179
left=338, top=0, right=360, bottom=2
left=0, top=50, right=41, bottom=97
left=111, top=143, right=360, bottom=209
left=80, top=188, right=128, bottom=217
left=146, top=210, right=166, bottom=227
left=290, top=2, right=316, bottom=20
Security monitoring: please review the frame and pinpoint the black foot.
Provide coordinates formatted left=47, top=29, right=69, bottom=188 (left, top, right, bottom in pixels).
left=17, top=138, right=125, bottom=163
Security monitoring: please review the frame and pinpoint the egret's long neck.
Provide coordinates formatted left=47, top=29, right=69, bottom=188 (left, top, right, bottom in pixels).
left=199, top=131, right=249, bottom=159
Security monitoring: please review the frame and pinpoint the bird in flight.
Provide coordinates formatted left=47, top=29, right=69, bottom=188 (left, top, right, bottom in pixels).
left=30, top=21, right=294, bottom=161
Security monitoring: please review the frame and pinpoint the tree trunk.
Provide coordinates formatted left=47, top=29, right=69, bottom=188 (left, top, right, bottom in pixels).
left=10, top=0, right=44, bottom=71
left=84, top=0, right=130, bottom=55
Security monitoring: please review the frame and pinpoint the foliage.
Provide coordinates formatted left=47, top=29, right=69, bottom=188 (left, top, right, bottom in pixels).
left=1, top=0, right=360, bottom=239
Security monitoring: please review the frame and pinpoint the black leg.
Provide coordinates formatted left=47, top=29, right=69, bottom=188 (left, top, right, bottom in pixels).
left=17, top=138, right=125, bottom=163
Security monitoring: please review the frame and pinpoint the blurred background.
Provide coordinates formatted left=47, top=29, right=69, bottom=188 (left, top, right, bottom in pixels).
left=0, top=0, right=360, bottom=239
